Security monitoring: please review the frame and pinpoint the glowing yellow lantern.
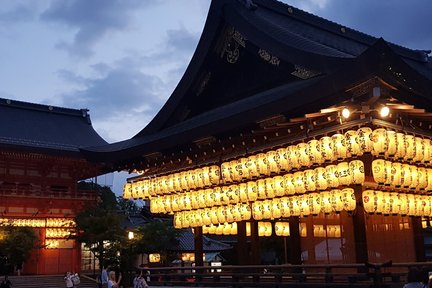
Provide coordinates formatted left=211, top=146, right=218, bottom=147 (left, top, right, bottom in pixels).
left=410, top=166, right=419, bottom=190
left=362, top=190, right=375, bottom=213
left=332, top=133, right=347, bottom=160
left=240, top=204, right=252, bottom=221
left=337, top=162, right=353, bottom=186
left=293, top=171, right=306, bottom=194
left=216, top=206, right=226, bottom=224
left=402, top=164, right=412, bottom=188
left=210, top=209, right=219, bottom=225
left=276, top=148, right=289, bottom=171
left=357, top=127, right=373, bottom=153
left=314, top=167, right=328, bottom=190
left=203, top=209, right=212, bottom=225
left=256, top=179, right=267, bottom=200
left=265, top=178, right=276, bottom=199
left=221, top=186, right=230, bottom=206
left=225, top=206, right=234, bottom=223
left=123, top=183, right=132, bottom=199
left=273, top=175, right=285, bottom=197
left=407, top=194, right=416, bottom=216
left=298, top=195, right=309, bottom=217
left=216, top=224, right=223, bottom=235
left=405, top=134, right=415, bottom=161
left=257, top=153, right=270, bottom=176
left=321, top=191, right=332, bottom=214
left=320, top=136, right=334, bottom=162
left=203, top=189, right=214, bottom=208
left=247, top=155, right=260, bottom=178
left=414, top=137, right=425, bottom=163
left=390, top=162, right=402, bottom=188
left=342, top=188, right=356, bottom=211
left=252, top=202, right=264, bottom=220
left=372, top=159, right=386, bottom=185
left=280, top=197, right=290, bottom=217
left=247, top=181, right=258, bottom=202
left=309, top=193, right=321, bottom=215
left=427, top=169, right=432, bottom=192
left=272, top=199, right=282, bottom=219
left=239, top=183, right=248, bottom=203
left=287, top=145, right=301, bottom=169
left=284, top=173, right=296, bottom=195
left=326, top=164, right=339, bottom=188
left=240, top=157, right=250, bottom=180
left=296, top=143, right=310, bottom=167
left=423, top=139, right=432, bottom=165
left=290, top=196, right=301, bottom=216
left=308, top=139, right=324, bottom=165
left=190, top=192, right=199, bottom=210
left=262, top=200, right=272, bottom=219
left=231, top=222, right=238, bottom=235
left=344, top=130, right=362, bottom=157
left=395, top=133, right=407, bottom=160
left=266, top=150, right=280, bottom=174
left=232, top=159, right=243, bottom=182
left=417, top=167, right=427, bottom=191
left=385, top=130, right=397, bottom=158
left=227, top=160, right=238, bottom=182
left=228, top=184, right=240, bottom=204
left=371, top=128, right=388, bottom=156
left=349, top=160, right=365, bottom=184
left=179, top=171, right=189, bottom=191
left=187, top=171, right=196, bottom=190
left=213, top=187, right=222, bottom=206
left=221, top=163, right=232, bottom=184
left=174, top=213, right=182, bottom=229
left=209, top=165, right=221, bottom=185
left=302, top=169, right=315, bottom=192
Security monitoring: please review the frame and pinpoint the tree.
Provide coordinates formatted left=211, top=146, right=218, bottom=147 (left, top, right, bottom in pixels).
left=134, top=220, right=180, bottom=265
left=117, top=196, right=140, bottom=215
left=74, top=182, right=126, bottom=270
left=0, top=226, right=40, bottom=274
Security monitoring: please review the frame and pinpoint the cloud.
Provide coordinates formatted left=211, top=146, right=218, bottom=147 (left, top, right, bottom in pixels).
left=0, top=2, right=38, bottom=24
left=40, top=0, right=162, bottom=58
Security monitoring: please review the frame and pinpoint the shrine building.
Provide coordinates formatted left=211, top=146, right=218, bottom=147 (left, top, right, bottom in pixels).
left=83, top=0, right=432, bottom=266
left=0, top=98, right=106, bottom=274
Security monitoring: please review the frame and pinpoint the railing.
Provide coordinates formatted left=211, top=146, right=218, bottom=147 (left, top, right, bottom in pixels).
left=141, top=262, right=432, bottom=287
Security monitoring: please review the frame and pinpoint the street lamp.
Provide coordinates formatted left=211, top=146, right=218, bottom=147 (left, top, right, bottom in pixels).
left=128, top=231, right=134, bottom=240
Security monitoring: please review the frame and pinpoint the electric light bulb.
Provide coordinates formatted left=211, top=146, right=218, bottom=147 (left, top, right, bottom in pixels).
left=342, top=108, right=350, bottom=119
left=380, top=106, right=390, bottom=117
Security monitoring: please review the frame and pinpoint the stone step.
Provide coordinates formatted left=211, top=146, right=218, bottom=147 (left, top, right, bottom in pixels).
left=6, top=274, right=96, bottom=288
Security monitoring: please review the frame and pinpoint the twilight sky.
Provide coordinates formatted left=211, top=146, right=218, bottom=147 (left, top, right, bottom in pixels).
left=1, top=0, right=431, bottom=195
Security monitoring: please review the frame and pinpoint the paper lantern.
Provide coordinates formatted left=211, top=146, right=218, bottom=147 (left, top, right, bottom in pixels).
left=280, top=197, right=290, bottom=218
left=402, top=164, right=412, bottom=188
left=203, top=209, right=212, bottom=225
left=290, top=196, right=301, bottom=216
left=220, top=186, right=230, bottom=206
left=326, top=164, right=339, bottom=188
left=247, top=155, right=260, bottom=178
left=390, top=162, right=403, bottom=188
left=225, top=206, right=234, bottom=223
left=320, top=136, right=334, bottom=162
left=302, top=169, right=315, bottom=192
left=239, top=204, right=252, bottom=221
left=203, top=189, right=214, bottom=208
left=342, top=188, right=356, bottom=211
left=257, top=179, right=267, bottom=200
left=333, top=189, right=345, bottom=212
left=231, top=222, right=238, bottom=235
left=414, top=137, right=425, bottom=163
left=398, top=193, right=409, bottom=216
left=284, top=173, right=296, bottom=195
left=287, top=145, right=301, bottom=169
left=228, top=160, right=239, bottom=182
left=410, top=166, right=419, bottom=190
left=239, top=183, right=248, bottom=203
left=320, top=191, right=332, bottom=214
left=262, top=200, right=272, bottom=219
left=123, top=183, right=132, bottom=199
left=395, top=133, right=407, bottom=160
left=417, top=167, right=428, bottom=191
left=385, top=130, right=398, bottom=158
left=309, top=193, right=321, bottom=215
left=210, top=209, right=219, bottom=225
left=407, top=194, right=416, bottom=216
left=314, top=167, right=328, bottom=190
left=216, top=224, right=223, bottom=235
left=299, top=195, right=310, bottom=217
left=187, top=171, right=197, bottom=190
left=389, top=193, right=400, bottom=215
left=357, top=127, right=373, bottom=153
left=267, top=150, right=280, bottom=174
left=252, top=202, right=263, bottom=220
left=229, top=185, right=240, bottom=204
left=272, top=199, right=282, bottom=219
left=296, top=143, right=311, bottom=167
left=349, top=160, right=365, bottom=184
left=344, top=130, right=362, bottom=157
left=275, top=222, right=289, bottom=236
left=293, top=171, right=306, bottom=194
left=257, top=153, right=270, bottom=176
left=423, top=139, right=432, bottom=165
left=273, top=175, right=285, bottom=197
left=247, top=181, right=258, bottom=202
left=276, top=148, right=290, bottom=171
left=265, top=177, right=276, bottom=199
left=372, top=159, right=386, bottom=185
left=239, top=157, right=250, bottom=180
left=213, top=187, right=222, bottom=206
left=308, top=139, right=324, bottom=165
left=190, top=192, right=199, bottom=210
left=405, top=134, right=415, bottom=161
left=427, top=169, right=432, bottom=192
left=216, top=206, right=227, bottom=223
left=221, top=163, right=232, bottom=184
left=337, top=162, right=353, bottom=186
left=362, top=190, right=375, bottom=213
left=371, top=128, right=388, bottom=156
left=300, top=223, right=307, bottom=237
left=332, top=133, right=348, bottom=160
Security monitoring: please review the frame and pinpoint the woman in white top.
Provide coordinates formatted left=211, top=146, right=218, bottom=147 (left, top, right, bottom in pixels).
left=108, top=270, right=122, bottom=288
left=64, top=272, right=73, bottom=288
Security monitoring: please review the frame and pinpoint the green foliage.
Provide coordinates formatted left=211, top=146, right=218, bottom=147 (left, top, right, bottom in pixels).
left=0, top=226, right=40, bottom=270
left=74, top=182, right=126, bottom=268
left=117, top=196, right=140, bottom=215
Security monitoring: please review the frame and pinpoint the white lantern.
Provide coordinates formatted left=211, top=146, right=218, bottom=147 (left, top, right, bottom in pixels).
left=265, top=178, right=276, bottom=199
left=247, top=155, right=260, bottom=178
left=423, top=139, right=432, bottom=165
left=308, top=139, right=324, bottom=165
left=390, top=162, right=403, bottom=188
left=372, top=159, right=386, bottom=185
left=332, top=133, right=347, bottom=160
left=320, top=136, right=334, bottom=162
left=293, top=171, right=306, bottom=194
left=320, top=191, right=333, bottom=214
left=357, top=127, right=373, bottom=153
left=257, top=179, right=267, bottom=200
left=337, top=162, right=353, bottom=186
left=296, top=143, right=311, bottom=167
left=284, top=173, right=296, bottom=195
left=247, top=181, right=258, bottom=202
left=344, top=130, right=362, bottom=157
left=414, top=137, right=425, bottom=163
left=371, top=128, right=388, bottom=156
left=309, top=193, right=321, bottom=215
left=267, top=150, right=280, bottom=174
left=273, top=175, right=285, bottom=197
left=385, top=130, right=398, bottom=158
left=350, top=160, right=365, bottom=185
left=287, top=145, right=301, bottom=169
left=239, top=183, right=248, bottom=203
left=417, top=167, right=428, bottom=191
left=342, top=188, right=356, bottom=211
left=410, top=166, right=419, bottom=190
left=325, top=164, right=339, bottom=188
left=362, top=190, right=375, bottom=214
left=303, top=169, right=316, bottom=192
left=402, top=164, right=412, bottom=188
left=257, top=153, right=270, bottom=176
left=276, top=148, right=289, bottom=171
left=272, top=199, right=282, bottom=219
left=314, top=167, right=328, bottom=190
left=404, top=134, right=415, bottom=161
left=395, top=133, right=407, bottom=160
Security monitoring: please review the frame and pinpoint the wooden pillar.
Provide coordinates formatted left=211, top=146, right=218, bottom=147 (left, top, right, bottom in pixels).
left=352, top=185, right=369, bottom=264
left=412, top=217, right=425, bottom=262
left=194, top=227, right=204, bottom=267
left=250, top=220, right=260, bottom=264
left=287, top=216, right=302, bottom=264
left=236, top=221, right=248, bottom=265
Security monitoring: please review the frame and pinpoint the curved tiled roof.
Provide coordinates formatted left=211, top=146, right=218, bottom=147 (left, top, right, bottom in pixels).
left=0, top=98, right=107, bottom=155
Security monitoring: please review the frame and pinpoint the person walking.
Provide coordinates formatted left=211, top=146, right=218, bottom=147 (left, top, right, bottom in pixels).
left=108, top=271, right=122, bottom=288
left=133, top=270, right=149, bottom=288
left=64, top=272, right=74, bottom=288
left=101, top=265, right=109, bottom=288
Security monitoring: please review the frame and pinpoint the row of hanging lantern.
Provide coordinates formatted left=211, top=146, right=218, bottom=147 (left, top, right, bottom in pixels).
left=123, top=127, right=431, bottom=199
left=173, top=203, right=252, bottom=229
left=275, top=222, right=290, bottom=236
left=149, top=161, right=364, bottom=214
left=363, top=190, right=432, bottom=217
left=372, top=159, right=432, bottom=191
left=252, top=189, right=356, bottom=220
left=313, top=225, right=342, bottom=238
left=202, top=222, right=238, bottom=235
left=0, top=218, right=75, bottom=228
left=45, top=228, right=71, bottom=239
